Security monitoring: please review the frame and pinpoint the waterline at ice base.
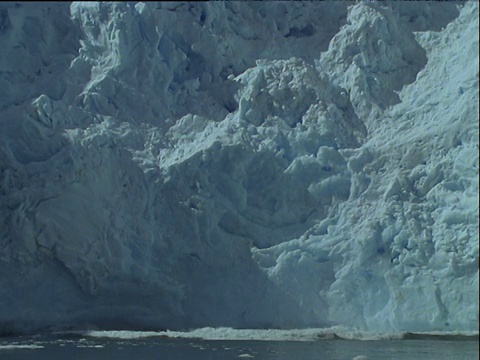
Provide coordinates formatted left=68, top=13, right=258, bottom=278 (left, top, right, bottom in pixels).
left=0, top=1, right=477, bottom=337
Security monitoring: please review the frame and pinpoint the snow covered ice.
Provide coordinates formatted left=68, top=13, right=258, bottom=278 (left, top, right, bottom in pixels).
left=0, top=1, right=477, bottom=335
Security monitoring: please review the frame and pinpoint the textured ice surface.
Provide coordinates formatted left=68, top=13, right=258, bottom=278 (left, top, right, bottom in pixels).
left=79, top=327, right=479, bottom=342
left=0, top=1, right=478, bottom=334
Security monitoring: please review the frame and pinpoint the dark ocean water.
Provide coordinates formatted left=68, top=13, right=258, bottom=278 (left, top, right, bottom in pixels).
left=0, top=334, right=478, bottom=360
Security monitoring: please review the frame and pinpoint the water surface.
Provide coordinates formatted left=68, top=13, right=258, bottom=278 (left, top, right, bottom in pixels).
left=0, top=333, right=478, bottom=360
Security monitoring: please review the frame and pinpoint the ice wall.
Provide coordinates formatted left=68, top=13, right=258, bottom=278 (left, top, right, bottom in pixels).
left=0, top=1, right=477, bottom=334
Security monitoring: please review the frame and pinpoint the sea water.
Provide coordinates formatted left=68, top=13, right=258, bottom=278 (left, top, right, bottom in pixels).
left=0, top=331, right=478, bottom=360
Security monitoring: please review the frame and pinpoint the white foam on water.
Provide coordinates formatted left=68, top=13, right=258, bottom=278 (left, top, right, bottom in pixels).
left=0, top=344, right=44, bottom=350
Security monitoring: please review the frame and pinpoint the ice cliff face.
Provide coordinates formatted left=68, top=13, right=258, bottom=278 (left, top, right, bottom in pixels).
left=0, top=1, right=477, bottom=334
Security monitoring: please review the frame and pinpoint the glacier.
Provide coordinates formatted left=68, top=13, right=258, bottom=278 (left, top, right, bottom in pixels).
left=0, top=1, right=478, bottom=335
